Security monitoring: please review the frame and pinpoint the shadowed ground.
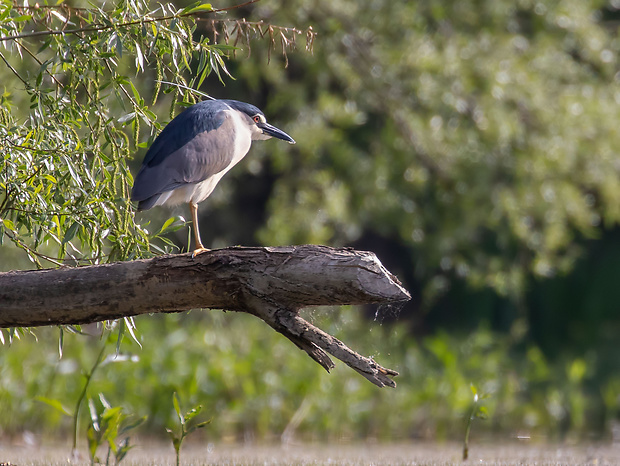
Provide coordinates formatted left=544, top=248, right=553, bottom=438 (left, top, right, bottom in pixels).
left=1, top=442, right=619, bottom=465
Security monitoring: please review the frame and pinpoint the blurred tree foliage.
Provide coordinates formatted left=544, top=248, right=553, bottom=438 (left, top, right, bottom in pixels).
left=205, top=0, right=620, bottom=365
left=1, top=0, right=620, bottom=440
left=234, top=0, right=620, bottom=301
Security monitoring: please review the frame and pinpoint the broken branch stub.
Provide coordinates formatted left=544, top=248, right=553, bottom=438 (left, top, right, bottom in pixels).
left=0, top=245, right=410, bottom=387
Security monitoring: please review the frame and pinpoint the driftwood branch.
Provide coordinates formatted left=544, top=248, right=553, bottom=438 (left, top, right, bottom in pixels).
left=0, top=245, right=410, bottom=387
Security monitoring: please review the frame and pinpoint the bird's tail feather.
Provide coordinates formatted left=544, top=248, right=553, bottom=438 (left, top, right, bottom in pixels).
left=136, top=194, right=161, bottom=211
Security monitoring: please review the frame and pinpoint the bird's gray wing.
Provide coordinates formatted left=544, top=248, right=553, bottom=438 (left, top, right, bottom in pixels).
left=131, top=108, right=237, bottom=204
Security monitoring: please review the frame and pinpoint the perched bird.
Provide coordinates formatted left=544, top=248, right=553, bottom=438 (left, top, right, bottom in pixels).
left=130, top=99, right=295, bottom=255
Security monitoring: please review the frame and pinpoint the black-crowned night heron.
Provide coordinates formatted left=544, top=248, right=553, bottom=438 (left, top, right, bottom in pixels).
left=130, top=99, right=295, bottom=255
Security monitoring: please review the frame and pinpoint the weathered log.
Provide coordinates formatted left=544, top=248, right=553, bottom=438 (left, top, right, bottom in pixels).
left=0, top=245, right=410, bottom=387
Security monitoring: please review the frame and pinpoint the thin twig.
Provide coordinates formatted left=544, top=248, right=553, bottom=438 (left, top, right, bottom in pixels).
left=11, top=0, right=260, bottom=13
left=0, top=51, right=30, bottom=88
left=3, top=206, right=90, bottom=217
left=15, top=41, right=64, bottom=89
left=2, top=228, right=66, bottom=268
left=156, top=80, right=215, bottom=100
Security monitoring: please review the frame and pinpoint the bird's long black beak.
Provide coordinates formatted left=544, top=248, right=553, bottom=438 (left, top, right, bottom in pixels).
left=258, top=122, right=296, bottom=144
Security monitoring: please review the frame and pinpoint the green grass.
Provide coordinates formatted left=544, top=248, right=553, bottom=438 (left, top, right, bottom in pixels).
left=0, top=307, right=618, bottom=445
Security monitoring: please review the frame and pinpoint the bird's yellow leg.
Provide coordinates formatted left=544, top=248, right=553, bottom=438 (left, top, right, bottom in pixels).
left=189, top=201, right=209, bottom=257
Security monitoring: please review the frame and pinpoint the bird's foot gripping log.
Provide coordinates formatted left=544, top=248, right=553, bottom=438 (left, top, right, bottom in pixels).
left=0, top=245, right=410, bottom=388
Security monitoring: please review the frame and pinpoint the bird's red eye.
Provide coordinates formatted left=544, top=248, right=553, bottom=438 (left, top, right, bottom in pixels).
left=253, top=115, right=261, bottom=123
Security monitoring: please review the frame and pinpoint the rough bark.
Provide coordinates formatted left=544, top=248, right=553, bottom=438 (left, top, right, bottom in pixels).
left=0, top=245, right=410, bottom=387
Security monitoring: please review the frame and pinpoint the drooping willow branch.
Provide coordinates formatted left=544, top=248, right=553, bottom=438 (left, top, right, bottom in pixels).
left=1, top=0, right=260, bottom=41
left=0, top=0, right=317, bottom=270
left=0, top=0, right=317, bottom=61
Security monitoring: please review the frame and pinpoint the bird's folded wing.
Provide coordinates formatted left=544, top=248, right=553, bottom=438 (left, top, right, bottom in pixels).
left=131, top=109, right=236, bottom=202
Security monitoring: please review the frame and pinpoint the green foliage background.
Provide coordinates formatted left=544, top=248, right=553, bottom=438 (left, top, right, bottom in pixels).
left=1, top=0, right=620, bottom=444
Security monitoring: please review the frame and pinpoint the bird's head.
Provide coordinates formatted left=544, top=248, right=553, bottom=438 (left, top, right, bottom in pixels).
left=225, top=100, right=296, bottom=144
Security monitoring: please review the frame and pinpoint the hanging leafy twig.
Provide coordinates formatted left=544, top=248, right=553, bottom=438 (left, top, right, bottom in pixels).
left=202, top=18, right=316, bottom=65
